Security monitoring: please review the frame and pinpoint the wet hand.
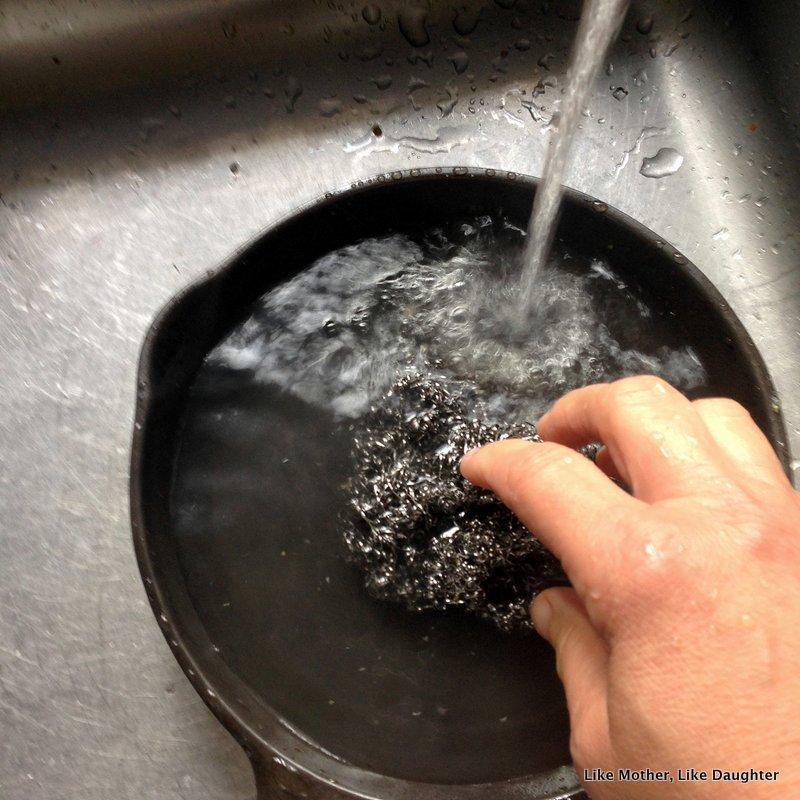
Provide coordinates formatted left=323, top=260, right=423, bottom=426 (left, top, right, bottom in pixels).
left=460, top=376, right=800, bottom=800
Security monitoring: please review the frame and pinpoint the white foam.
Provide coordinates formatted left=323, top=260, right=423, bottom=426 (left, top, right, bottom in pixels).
left=209, top=222, right=706, bottom=422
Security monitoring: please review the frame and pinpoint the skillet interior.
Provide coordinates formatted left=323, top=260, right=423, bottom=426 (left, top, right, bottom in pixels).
left=131, top=170, right=788, bottom=796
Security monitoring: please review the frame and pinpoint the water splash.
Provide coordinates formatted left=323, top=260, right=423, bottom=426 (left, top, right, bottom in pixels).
left=211, top=218, right=706, bottom=423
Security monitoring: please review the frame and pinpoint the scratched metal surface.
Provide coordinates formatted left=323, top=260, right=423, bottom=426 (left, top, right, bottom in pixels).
left=1, top=0, right=798, bottom=798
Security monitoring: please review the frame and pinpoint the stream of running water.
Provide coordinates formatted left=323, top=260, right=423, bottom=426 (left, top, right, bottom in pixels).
left=520, top=0, right=630, bottom=313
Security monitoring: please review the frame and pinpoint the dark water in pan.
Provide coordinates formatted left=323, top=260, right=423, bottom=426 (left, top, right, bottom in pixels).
left=170, top=217, right=707, bottom=783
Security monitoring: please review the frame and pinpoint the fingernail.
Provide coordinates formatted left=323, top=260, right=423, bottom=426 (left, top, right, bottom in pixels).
left=531, top=595, right=553, bottom=637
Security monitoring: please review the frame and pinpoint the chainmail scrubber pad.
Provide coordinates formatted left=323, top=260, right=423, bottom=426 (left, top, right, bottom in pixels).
left=343, top=376, right=572, bottom=631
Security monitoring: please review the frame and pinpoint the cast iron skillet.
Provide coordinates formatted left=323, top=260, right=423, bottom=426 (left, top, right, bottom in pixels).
left=130, top=168, right=789, bottom=800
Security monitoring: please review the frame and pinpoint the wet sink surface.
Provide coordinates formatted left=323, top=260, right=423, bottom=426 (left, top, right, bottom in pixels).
left=1, top=1, right=799, bottom=798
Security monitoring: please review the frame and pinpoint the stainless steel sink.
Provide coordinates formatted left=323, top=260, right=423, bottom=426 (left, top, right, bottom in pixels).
left=1, top=1, right=798, bottom=797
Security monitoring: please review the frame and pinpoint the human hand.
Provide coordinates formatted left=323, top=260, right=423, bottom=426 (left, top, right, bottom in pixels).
left=460, top=376, right=800, bottom=800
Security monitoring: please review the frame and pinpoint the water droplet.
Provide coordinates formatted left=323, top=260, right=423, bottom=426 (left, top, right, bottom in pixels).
left=611, top=86, right=628, bottom=101
left=359, top=45, right=383, bottom=61
left=284, top=77, right=303, bottom=112
left=514, top=37, right=531, bottom=51
left=453, top=6, right=480, bottom=35
left=640, top=147, right=684, bottom=178
left=449, top=50, right=469, bottom=74
left=318, top=97, right=343, bottom=116
left=592, top=200, right=608, bottom=212
left=407, top=48, right=434, bottom=68
left=362, top=3, right=381, bottom=24
left=398, top=5, right=430, bottom=47
left=712, top=227, right=729, bottom=241
left=437, top=85, right=459, bottom=117
left=229, top=161, right=240, bottom=174
left=372, top=73, right=393, bottom=90
left=537, top=53, right=554, bottom=70
left=636, top=15, right=654, bottom=35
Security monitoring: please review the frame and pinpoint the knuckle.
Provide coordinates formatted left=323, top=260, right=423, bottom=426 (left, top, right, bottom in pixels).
left=608, top=375, right=671, bottom=407
left=697, top=396, right=751, bottom=420
left=614, top=517, right=695, bottom=601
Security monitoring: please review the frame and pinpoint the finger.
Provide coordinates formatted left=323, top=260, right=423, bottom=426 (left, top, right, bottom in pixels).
left=692, top=398, right=790, bottom=488
left=460, top=439, right=643, bottom=584
left=537, top=376, right=726, bottom=503
left=531, top=587, right=610, bottom=747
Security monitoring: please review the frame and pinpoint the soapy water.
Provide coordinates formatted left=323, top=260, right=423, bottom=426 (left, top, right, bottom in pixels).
left=211, top=215, right=706, bottom=424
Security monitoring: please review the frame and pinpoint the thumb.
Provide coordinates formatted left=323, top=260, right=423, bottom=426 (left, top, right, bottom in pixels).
left=532, top=587, right=611, bottom=763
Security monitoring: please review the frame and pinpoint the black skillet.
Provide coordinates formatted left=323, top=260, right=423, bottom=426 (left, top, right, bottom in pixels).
left=130, top=169, right=788, bottom=800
